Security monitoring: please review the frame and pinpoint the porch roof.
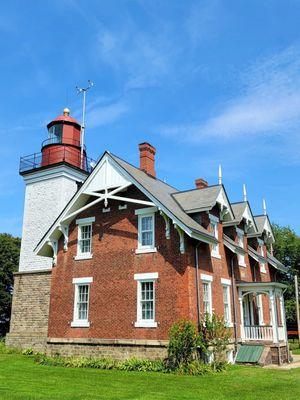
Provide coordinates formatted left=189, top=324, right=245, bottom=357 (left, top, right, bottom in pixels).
left=236, top=281, right=287, bottom=291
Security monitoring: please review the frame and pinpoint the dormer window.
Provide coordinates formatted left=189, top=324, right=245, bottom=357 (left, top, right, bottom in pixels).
left=209, top=214, right=221, bottom=259
left=258, top=239, right=266, bottom=273
left=236, top=228, right=246, bottom=267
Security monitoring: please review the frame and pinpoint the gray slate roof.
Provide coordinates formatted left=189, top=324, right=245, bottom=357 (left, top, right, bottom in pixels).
left=172, top=185, right=222, bottom=213
left=254, top=215, right=267, bottom=234
left=267, top=251, right=287, bottom=272
left=231, top=202, right=247, bottom=222
left=223, top=234, right=245, bottom=254
left=110, top=154, right=216, bottom=242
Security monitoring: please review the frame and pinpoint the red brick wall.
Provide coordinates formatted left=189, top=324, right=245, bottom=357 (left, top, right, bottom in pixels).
left=47, top=186, right=277, bottom=341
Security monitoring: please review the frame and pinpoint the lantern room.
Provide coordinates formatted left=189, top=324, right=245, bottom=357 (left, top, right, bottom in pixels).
left=19, top=108, right=95, bottom=175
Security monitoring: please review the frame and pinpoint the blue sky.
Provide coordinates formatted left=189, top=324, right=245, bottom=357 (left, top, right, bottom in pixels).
left=1, top=0, right=300, bottom=236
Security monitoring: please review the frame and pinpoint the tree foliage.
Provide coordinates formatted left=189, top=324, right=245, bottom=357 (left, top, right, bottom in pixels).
left=272, top=224, right=300, bottom=323
left=0, top=233, right=21, bottom=337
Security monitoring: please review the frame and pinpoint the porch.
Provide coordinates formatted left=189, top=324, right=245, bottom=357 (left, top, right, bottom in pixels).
left=237, top=282, right=288, bottom=344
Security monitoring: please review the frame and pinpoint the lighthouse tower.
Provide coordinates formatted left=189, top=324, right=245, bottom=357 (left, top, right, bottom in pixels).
left=18, top=108, right=93, bottom=272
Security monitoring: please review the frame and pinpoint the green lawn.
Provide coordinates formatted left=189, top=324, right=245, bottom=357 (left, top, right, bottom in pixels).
left=0, top=353, right=299, bottom=400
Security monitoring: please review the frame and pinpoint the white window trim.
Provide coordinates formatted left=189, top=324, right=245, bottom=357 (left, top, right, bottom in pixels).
left=201, top=274, right=213, bottom=316
left=221, top=278, right=231, bottom=286
left=221, top=280, right=233, bottom=327
left=135, top=208, right=157, bottom=254
left=76, top=217, right=96, bottom=225
left=75, top=218, right=95, bottom=260
left=209, top=214, right=221, bottom=259
left=71, top=277, right=93, bottom=328
left=236, top=230, right=246, bottom=267
left=134, top=272, right=158, bottom=328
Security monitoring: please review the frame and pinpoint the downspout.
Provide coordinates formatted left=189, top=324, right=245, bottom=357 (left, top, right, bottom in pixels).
left=231, top=256, right=238, bottom=355
left=194, top=243, right=201, bottom=331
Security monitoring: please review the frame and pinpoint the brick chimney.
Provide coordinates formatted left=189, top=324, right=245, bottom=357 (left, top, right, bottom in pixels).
left=139, top=142, right=156, bottom=177
left=195, top=178, right=208, bottom=189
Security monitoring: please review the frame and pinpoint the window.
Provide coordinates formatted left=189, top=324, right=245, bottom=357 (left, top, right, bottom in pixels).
left=259, top=242, right=266, bottom=273
left=221, top=278, right=232, bottom=327
left=257, top=294, right=264, bottom=325
left=75, top=217, right=95, bottom=260
left=236, top=228, right=246, bottom=267
left=135, top=207, right=157, bottom=254
left=134, top=272, right=158, bottom=327
left=201, top=274, right=213, bottom=315
left=209, top=215, right=220, bottom=258
left=71, top=277, right=93, bottom=327
left=48, top=124, right=63, bottom=143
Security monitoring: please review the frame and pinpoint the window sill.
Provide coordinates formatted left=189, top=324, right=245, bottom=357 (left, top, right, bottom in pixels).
left=74, top=254, right=93, bottom=261
left=71, top=321, right=90, bottom=328
left=239, top=262, right=247, bottom=268
left=211, top=252, right=221, bottom=260
left=135, top=247, right=157, bottom=254
left=134, top=321, right=158, bottom=328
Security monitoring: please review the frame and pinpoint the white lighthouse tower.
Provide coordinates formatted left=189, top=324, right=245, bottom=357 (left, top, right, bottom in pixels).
left=18, top=108, right=94, bottom=272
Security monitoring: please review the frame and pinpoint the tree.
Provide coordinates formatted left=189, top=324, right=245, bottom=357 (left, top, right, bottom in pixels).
left=0, top=234, right=21, bottom=337
left=272, top=224, right=300, bottom=324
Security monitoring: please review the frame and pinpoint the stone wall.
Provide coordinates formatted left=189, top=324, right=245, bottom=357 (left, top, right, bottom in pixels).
left=5, top=270, right=51, bottom=352
left=46, top=338, right=168, bottom=360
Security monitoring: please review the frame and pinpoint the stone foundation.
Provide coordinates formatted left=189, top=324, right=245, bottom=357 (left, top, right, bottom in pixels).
left=45, top=338, right=168, bottom=360
left=5, top=269, right=51, bottom=352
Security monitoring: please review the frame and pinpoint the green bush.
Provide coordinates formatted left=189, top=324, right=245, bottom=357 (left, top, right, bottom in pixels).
left=199, top=313, right=231, bottom=369
left=176, top=360, right=213, bottom=376
left=167, top=319, right=199, bottom=369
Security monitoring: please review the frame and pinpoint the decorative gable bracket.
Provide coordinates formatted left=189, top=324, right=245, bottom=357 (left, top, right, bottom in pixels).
left=219, top=204, right=229, bottom=221
left=58, top=225, right=69, bottom=251
left=159, top=210, right=170, bottom=239
left=47, top=239, right=58, bottom=266
left=174, top=223, right=185, bottom=254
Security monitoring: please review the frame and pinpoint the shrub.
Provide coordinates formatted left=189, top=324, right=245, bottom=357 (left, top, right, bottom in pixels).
left=176, top=360, right=213, bottom=376
left=167, top=319, right=199, bottom=369
left=22, top=348, right=34, bottom=355
left=118, top=358, right=165, bottom=372
left=198, top=313, right=231, bottom=370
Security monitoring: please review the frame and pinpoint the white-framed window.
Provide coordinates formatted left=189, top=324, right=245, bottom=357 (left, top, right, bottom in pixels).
left=71, top=277, right=93, bottom=327
left=134, top=272, right=158, bottom=328
left=75, top=217, right=95, bottom=260
left=257, top=294, right=264, bottom=325
left=209, top=214, right=220, bottom=259
left=258, top=240, right=266, bottom=273
left=221, top=278, right=233, bottom=327
left=236, top=228, right=246, bottom=267
left=201, top=274, right=213, bottom=315
left=135, top=207, right=157, bottom=254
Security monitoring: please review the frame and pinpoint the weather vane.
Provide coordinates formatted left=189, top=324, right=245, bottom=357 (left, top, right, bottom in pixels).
left=76, top=80, right=94, bottom=169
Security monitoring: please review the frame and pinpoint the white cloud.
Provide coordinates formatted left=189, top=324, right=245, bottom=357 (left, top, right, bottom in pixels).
left=160, top=45, right=300, bottom=141
left=87, top=101, right=129, bottom=129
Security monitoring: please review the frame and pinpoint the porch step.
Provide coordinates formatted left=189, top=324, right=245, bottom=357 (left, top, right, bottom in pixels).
left=235, top=345, right=264, bottom=364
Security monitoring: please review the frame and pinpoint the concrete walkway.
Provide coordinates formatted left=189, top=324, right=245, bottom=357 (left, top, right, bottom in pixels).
left=264, top=353, right=300, bottom=370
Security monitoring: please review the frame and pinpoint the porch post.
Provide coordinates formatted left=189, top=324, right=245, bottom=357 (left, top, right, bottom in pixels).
left=279, top=292, right=288, bottom=343
left=269, top=289, right=279, bottom=343
left=238, top=290, right=244, bottom=341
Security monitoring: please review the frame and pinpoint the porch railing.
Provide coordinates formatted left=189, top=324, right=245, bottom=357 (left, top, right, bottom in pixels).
left=244, top=325, right=273, bottom=341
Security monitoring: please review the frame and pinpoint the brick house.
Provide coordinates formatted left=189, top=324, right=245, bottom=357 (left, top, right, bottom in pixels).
left=6, top=109, right=289, bottom=364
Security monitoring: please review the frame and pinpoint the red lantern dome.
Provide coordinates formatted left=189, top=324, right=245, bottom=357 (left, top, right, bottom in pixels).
left=41, top=108, right=86, bottom=170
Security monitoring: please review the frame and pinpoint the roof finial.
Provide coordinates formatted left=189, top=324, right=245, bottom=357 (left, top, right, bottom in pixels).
left=263, top=198, right=267, bottom=215
left=243, top=184, right=247, bottom=202
left=63, top=107, right=70, bottom=116
left=218, top=164, right=222, bottom=185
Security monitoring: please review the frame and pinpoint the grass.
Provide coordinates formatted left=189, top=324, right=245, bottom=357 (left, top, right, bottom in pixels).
left=0, top=353, right=299, bottom=400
